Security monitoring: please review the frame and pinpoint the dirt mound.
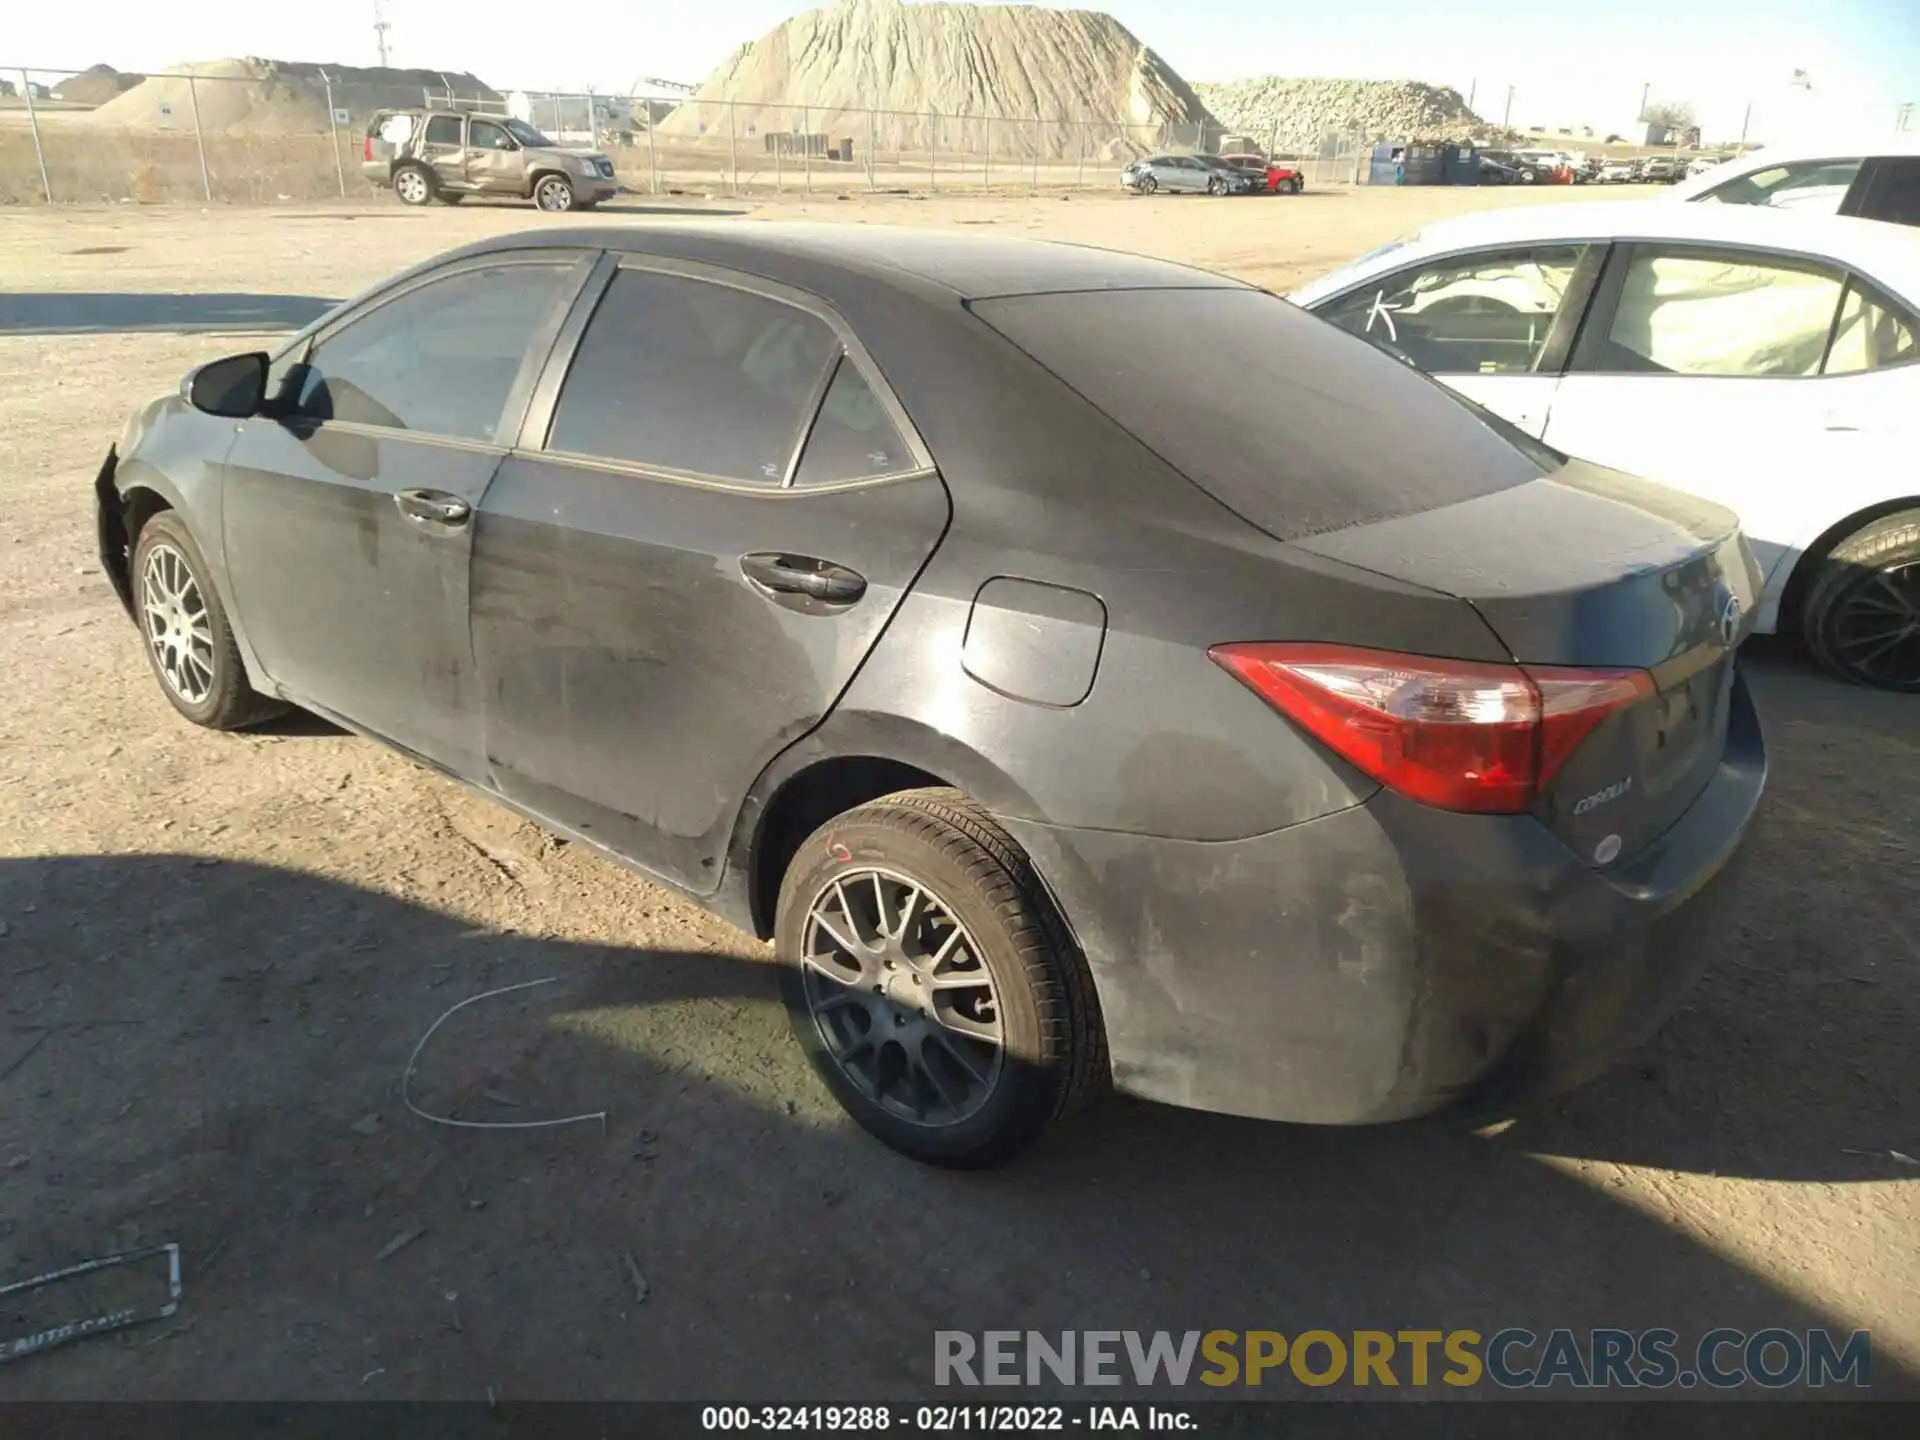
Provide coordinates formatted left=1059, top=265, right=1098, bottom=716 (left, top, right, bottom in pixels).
left=51, top=65, right=145, bottom=105
left=88, top=59, right=499, bottom=135
left=1195, top=77, right=1481, bottom=153
left=661, top=0, right=1213, bottom=157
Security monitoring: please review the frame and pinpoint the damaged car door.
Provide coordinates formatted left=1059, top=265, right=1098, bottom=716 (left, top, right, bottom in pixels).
left=468, top=259, right=949, bottom=892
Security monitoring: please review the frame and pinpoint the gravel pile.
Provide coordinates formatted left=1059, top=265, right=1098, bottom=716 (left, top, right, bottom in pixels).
left=662, top=0, right=1213, bottom=158
left=1194, top=77, right=1482, bottom=152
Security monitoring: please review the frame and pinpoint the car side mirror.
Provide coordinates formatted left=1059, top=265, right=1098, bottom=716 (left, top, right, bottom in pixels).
left=186, top=352, right=269, bottom=418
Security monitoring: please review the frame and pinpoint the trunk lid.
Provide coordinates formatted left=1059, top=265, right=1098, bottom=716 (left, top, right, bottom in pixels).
left=1293, top=460, right=1763, bottom=865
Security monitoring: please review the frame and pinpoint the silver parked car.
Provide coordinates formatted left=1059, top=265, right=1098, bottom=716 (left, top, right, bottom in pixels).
left=1122, top=154, right=1257, bottom=196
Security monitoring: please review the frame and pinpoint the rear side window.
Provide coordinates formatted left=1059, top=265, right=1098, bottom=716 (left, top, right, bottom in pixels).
left=289, top=263, right=571, bottom=441
left=793, top=360, right=913, bottom=485
left=423, top=114, right=462, bottom=146
left=1824, top=282, right=1918, bottom=373
left=974, top=288, right=1549, bottom=541
left=548, top=269, right=839, bottom=482
left=1600, top=251, right=1844, bottom=376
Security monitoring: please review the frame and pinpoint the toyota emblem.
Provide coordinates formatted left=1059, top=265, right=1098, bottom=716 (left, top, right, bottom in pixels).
left=1718, top=592, right=1743, bottom=647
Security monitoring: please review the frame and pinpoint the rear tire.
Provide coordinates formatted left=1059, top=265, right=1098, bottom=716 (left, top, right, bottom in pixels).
left=775, top=787, right=1108, bottom=1168
left=392, top=163, right=434, bottom=206
left=131, top=512, right=286, bottom=730
left=1518, top=167, right=1538, bottom=184
left=1802, top=509, right=1920, bottom=691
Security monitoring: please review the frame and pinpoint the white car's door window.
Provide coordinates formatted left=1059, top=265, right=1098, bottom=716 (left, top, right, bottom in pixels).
left=1823, top=283, right=1919, bottom=375
left=1316, top=246, right=1585, bottom=374
left=1698, top=158, right=1863, bottom=213
left=1600, top=252, right=1845, bottom=376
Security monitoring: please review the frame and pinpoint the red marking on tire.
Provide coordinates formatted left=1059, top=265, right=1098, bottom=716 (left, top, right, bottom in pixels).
left=829, top=839, right=852, bottom=864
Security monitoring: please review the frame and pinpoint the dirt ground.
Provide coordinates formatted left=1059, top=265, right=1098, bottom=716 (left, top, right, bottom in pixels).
left=0, top=185, right=1915, bottom=1403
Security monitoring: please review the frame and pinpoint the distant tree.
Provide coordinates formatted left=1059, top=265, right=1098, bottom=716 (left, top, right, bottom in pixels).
left=1643, top=99, right=1697, bottom=130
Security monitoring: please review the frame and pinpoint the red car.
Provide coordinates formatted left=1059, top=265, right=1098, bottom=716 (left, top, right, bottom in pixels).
left=1219, top=153, right=1306, bottom=194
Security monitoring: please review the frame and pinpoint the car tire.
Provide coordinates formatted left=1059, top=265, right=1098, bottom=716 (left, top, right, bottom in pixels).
left=1287, top=176, right=1304, bottom=194
left=1518, top=167, right=1537, bottom=184
left=131, top=511, right=286, bottom=730
left=392, top=163, right=434, bottom=206
left=533, top=174, right=576, bottom=212
left=1801, top=508, right=1920, bottom=691
left=775, top=787, right=1109, bottom=1168
left=1139, top=175, right=1158, bottom=194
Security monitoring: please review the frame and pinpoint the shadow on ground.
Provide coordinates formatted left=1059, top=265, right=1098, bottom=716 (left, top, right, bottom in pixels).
left=0, top=832, right=1910, bottom=1400
left=0, top=293, right=341, bottom=336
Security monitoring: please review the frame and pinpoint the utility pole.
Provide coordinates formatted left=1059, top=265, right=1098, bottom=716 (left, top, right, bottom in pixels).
left=1639, top=81, right=1650, bottom=120
left=1466, top=78, right=1476, bottom=113
left=374, top=0, right=392, bottom=68
left=1738, top=102, right=1752, bottom=150
left=1502, top=85, right=1514, bottom=129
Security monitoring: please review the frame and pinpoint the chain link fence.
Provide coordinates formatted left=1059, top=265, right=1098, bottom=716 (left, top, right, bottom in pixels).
left=2, top=63, right=1375, bottom=205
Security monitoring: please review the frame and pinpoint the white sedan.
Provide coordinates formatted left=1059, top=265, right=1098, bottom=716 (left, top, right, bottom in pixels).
left=1288, top=201, right=1920, bottom=689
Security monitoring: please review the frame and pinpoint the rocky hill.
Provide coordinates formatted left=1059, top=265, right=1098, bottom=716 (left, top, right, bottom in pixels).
left=1195, top=77, right=1481, bottom=152
left=661, top=0, right=1213, bottom=157
left=51, top=65, right=145, bottom=105
left=89, top=59, right=498, bottom=134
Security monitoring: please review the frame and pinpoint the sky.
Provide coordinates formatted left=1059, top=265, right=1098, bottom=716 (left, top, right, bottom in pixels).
left=8, top=0, right=1916, bottom=143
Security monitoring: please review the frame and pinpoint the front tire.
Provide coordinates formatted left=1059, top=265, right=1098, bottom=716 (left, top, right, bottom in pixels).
left=132, top=512, right=285, bottom=730
left=1207, top=176, right=1226, bottom=195
left=1139, top=175, right=1158, bottom=194
left=1518, top=167, right=1538, bottom=184
left=392, top=163, right=434, bottom=206
left=533, top=174, right=576, bottom=212
left=1802, top=509, right=1920, bottom=691
left=775, top=788, right=1108, bottom=1168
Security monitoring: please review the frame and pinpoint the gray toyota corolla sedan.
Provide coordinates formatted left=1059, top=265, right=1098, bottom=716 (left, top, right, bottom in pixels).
left=98, top=224, right=1767, bottom=1167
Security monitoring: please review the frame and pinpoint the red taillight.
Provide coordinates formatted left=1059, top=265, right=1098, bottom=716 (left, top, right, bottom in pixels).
left=1208, top=643, right=1654, bottom=814
left=364, top=134, right=374, bottom=162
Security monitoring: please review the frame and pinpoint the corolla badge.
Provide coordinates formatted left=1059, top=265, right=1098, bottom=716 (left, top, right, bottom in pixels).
left=1718, top=591, right=1744, bottom=647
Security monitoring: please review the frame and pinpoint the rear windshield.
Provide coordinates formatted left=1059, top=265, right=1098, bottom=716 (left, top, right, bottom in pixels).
left=971, top=288, right=1551, bottom=540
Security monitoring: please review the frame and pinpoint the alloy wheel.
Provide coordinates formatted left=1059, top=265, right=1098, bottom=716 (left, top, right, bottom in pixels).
left=1831, top=561, right=1920, bottom=688
left=800, top=868, right=1004, bottom=1127
left=536, top=177, right=574, bottom=212
left=395, top=169, right=429, bottom=204
left=140, top=543, right=215, bottom=705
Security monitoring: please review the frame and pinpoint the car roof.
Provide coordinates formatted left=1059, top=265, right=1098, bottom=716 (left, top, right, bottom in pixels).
left=1286, top=201, right=1920, bottom=307
left=451, top=221, right=1247, bottom=302
left=1667, top=132, right=1920, bottom=199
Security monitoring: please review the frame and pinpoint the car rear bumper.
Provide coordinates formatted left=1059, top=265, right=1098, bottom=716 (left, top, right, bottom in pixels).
left=999, top=667, right=1767, bottom=1126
